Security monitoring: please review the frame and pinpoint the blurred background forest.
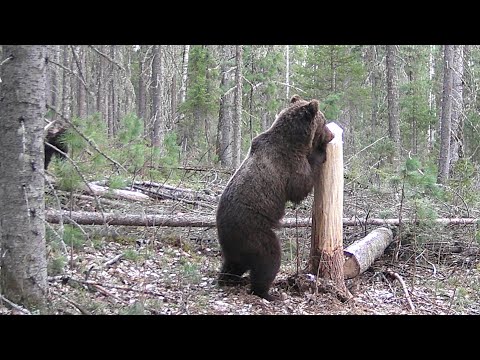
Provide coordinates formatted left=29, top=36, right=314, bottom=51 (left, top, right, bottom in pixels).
left=28, top=45, right=480, bottom=193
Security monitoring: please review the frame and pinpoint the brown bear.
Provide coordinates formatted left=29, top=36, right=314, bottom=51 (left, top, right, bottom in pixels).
left=216, top=96, right=334, bottom=301
left=291, top=95, right=335, bottom=175
left=45, top=124, right=68, bottom=170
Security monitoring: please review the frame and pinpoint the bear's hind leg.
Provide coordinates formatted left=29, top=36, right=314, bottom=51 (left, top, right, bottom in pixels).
left=217, top=260, right=249, bottom=286
left=248, top=231, right=281, bottom=301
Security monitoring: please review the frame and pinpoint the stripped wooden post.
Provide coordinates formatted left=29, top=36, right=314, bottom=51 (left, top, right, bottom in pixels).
left=310, top=122, right=351, bottom=300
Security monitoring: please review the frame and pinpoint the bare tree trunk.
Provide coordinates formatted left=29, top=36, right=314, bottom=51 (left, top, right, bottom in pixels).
left=180, top=45, right=190, bottom=105
left=462, top=45, right=474, bottom=159
left=136, top=45, right=147, bottom=138
left=170, top=72, right=177, bottom=128
left=232, top=45, right=243, bottom=168
left=427, top=45, right=437, bottom=153
left=151, top=45, right=164, bottom=149
left=285, top=45, right=290, bottom=100
left=0, top=45, right=47, bottom=310
left=386, top=45, right=400, bottom=170
left=407, top=46, right=418, bottom=155
left=450, top=45, right=464, bottom=167
left=216, top=46, right=233, bottom=167
left=107, top=45, right=116, bottom=138
left=61, top=46, right=72, bottom=119
left=437, top=45, right=454, bottom=184
left=96, top=45, right=107, bottom=122
left=75, top=45, right=87, bottom=119
left=370, top=45, right=379, bottom=131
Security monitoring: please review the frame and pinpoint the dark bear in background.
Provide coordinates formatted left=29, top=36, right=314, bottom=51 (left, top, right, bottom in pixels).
left=216, top=96, right=334, bottom=301
left=45, top=124, right=68, bottom=169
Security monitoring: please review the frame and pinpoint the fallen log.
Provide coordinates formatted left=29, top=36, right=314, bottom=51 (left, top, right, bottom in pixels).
left=45, top=210, right=479, bottom=228
left=132, top=181, right=219, bottom=203
left=45, top=210, right=216, bottom=227
left=343, top=227, right=394, bottom=279
left=84, top=183, right=151, bottom=202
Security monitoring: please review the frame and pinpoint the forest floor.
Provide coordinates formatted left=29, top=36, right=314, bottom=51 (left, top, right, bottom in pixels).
left=1, top=171, right=480, bottom=315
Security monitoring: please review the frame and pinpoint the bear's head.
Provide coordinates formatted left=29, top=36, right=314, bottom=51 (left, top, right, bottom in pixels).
left=290, top=95, right=334, bottom=145
left=289, top=95, right=335, bottom=164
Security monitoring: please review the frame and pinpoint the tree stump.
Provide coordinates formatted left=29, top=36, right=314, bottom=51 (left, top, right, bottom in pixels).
left=309, top=122, right=352, bottom=301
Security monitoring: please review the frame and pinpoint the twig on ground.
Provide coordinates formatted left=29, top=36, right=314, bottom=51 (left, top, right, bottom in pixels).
left=0, top=294, right=32, bottom=315
left=103, top=254, right=124, bottom=267
left=57, top=293, right=91, bottom=315
left=386, top=269, right=416, bottom=313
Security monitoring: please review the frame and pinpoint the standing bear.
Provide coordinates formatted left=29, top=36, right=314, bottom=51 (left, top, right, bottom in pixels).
left=216, top=96, right=334, bottom=301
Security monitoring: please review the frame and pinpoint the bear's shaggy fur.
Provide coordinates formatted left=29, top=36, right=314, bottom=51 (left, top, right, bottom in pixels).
left=45, top=125, right=68, bottom=169
left=216, top=96, right=334, bottom=301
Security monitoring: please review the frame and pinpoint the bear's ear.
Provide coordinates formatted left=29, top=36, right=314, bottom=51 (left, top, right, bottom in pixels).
left=290, top=94, right=302, bottom=104
left=305, top=99, right=319, bottom=116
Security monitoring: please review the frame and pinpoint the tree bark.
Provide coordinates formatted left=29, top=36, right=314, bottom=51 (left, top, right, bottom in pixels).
left=450, top=45, right=464, bottom=167
left=61, top=46, right=72, bottom=119
left=343, top=227, right=393, bottom=279
left=136, top=45, right=147, bottom=138
left=75, top=45, right=87, bottom=119
left=151, top=45, right=164, bottom=149
left=107, top=45, right=116, bottom=138
left=369, top=45, right=379, bottom=132
left=96, top=45, right=107, bottom=123
left=285, top=45, right=290, bottom=100
left=386, top=45, right=400, bottom=170
left=427, top=45, right=437, bottom=153
left=45, top=210, right=479, bottom=228
left=216, top=45, right=233, bottom=167
left=309, top=123, right=351, bottom=299
left=437, top=45, right=454, bottom=184
left=0, top=45, right=48, bottom=310
left=232, top=45, right=243, bottom=168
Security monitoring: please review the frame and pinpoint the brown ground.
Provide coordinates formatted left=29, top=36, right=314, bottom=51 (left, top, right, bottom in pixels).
left=1, top=174, right=479, bottom=315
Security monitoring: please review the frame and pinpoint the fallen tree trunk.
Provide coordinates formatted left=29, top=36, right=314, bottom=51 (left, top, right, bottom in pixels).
left=132, top=181, right=219, bottom=203
left=45, top=210, right=216, bottom=227
left=343, top=227, right=394, bottom=279
left=45, top=210, right=479, bottom=228
left=84, top=183, right=151, bottom=202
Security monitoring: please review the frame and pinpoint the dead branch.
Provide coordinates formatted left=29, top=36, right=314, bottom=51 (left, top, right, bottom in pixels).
left=133, top=185, right=216, bottom=209
left=88, top=45, right=125, bottom=71
left=0, top=294, right=32, bottom=315
left=57, top=293, right=91, bottom=315
left=85, top=182, right=151, bottom=202
left=148, top=165, right=234, bottom=175
left=0, top=55, right=13, bottom=66
left=45, top=210, right=479, bottom=228
left=69, top=45, right=95, bottom=97
left=103, top=254, right=124, bottom=267
left=48, top=58, right=92, bottom=95
left=386, top=269, right=416, bottom=313
left=92, top=284, right=129, bottom=304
